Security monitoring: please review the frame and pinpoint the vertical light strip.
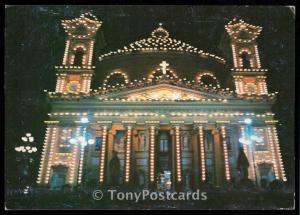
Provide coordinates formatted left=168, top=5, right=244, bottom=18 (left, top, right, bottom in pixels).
left=55, top=78, right=61, bottom=93
left=70, top=55, right=75, bottom=65
left=86, top=77, right=91, bottom=93
left=254, top=45, right=261, bottom=68
left=124, top=126, right=132, bottom=182
left=63, top=40, right=70, bottom=65
left=77, top=127, right=85, bottom=184
left=234, top=80, right=240, bottom=94
left=231, top=45, right=238, bottom=67
left=60, top=77, right=66, bottom=93
left=68, top=127, right=79, bottom=184
left=198, top=126, right=206, bottom=182
left=267, top=127, right=279, bottom=179
left=82, top=54, right=87, bottom=65
left=258, top=81, right=263, bottom=95
left=237, top=80, right=244, bottom=94
left=37, top=126, right=51, bottom=184
left=175, top=126, right=182, bottom=182
left=263, top=81, right=268, bottom=94
left=81, top=77, right=87, bottom=93
left=149, top=126, right=155, bottom=182
left=272, top=126, right=287, bottom=181
left=44, top=127, right=58, bottom=184
left=221, top=126, right=231, bottom=181
left=99, top=126, right=108, bottom=183
left=88, top=41, right=94, bottom=65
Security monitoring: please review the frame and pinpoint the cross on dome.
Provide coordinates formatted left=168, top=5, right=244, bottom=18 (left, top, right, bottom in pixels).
left=160, top=61, right=169, bottom=75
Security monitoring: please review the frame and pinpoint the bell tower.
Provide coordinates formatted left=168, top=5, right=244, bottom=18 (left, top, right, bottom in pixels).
left=55, top=12, right=102, bottom=94
left=225, top=18, right=268, bottom=97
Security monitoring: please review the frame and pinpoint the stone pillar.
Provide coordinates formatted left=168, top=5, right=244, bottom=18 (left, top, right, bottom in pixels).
left=174, top=125, right=182, bottom=188
left=99, top=125, right=108, bottom=184
left=37, top=125, right=53, bottom=185
left=197, top=125, right=206, bottom=183
left=44, top=126, right=59, bottom=184
left=212, top=127, right=223, bottom=186
left=124, top=126, right=133, bottom=183
left=220, top=126, right=231, bottom=182
left=149, top=126, right=156, bottom=187
left=106, top=125, right=116, bottom=185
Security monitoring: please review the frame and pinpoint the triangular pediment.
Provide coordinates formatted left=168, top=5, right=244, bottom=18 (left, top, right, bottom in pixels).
left=99, top=83, right=229, bottom=100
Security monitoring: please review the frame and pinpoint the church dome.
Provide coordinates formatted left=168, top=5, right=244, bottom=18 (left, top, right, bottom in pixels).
left=94, top=24, right=228, bottom=90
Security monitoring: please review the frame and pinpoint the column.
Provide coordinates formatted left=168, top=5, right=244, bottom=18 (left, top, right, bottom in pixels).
left=198, top=126, right=206, bottom=182
left=106, top=126, right=115, bottom=185
left=220, top=126, right=231, bottom=181
left=99, top=125, right=108, bottom=184
left=44, top=126, right=59, bottom=184
left=212, top=127, right=223, bottom=186
left=77, top=126, right=85, bottom=184
left=37, top=125, right=52, bottom=185
left=124, top=126, right=132, bottom=183
left=69, top=126, right=81, bottom=185
left=149, top=126, right=156, bottom=185
left=174, top=126, right=182, bottom=183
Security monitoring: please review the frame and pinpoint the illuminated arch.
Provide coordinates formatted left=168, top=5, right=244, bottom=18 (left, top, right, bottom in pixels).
left=196, top=72, right=220, bottom=88
left=103, top=71, right=129, bottom=87
left=238, top=48, right=254, bottom=68
left=148, top=68, right=178, bottom=81
left=71, top=45, right=87, bottom=66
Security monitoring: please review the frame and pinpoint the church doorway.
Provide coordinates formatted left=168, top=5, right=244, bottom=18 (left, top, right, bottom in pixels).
left=49, top=165, right=68, bottom=190
left=257, top=162, right=275, bottom=187
left=156, top=130, right=172, bottom=189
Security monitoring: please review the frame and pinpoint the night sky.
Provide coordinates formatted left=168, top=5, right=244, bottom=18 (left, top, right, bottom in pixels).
left=5, top=6, right=295, bottom=187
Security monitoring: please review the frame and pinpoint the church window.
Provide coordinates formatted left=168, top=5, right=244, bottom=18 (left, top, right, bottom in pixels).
left=73, top=48, right=85, bottom=66
left=160, top=139, right=168, bottom=152
left=241, top=51, right=251, bottom=68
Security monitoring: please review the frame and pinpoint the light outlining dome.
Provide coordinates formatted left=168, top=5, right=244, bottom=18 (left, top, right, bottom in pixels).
left=98, top=23, right=226, bottom=63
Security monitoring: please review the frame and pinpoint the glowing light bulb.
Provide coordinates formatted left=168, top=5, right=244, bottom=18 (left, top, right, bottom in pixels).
left=80, top=117, right=89, bottom=123
left=244, top=118, right=252, bottom=124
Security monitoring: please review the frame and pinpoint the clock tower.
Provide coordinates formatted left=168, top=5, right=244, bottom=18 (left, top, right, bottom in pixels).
left=54, top=12, right=102, bottom=94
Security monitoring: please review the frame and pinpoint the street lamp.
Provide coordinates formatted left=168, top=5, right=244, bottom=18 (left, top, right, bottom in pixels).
left=69, top=120, right=95, bottom=185
left=14, top=133, right=38, bottom=193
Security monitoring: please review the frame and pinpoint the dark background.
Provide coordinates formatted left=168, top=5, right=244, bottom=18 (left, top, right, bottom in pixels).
left=5, top=6, right=295, bottom=189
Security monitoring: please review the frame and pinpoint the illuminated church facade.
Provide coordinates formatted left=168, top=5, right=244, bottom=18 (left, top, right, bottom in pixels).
left=36, top=12, right=287, bottom=190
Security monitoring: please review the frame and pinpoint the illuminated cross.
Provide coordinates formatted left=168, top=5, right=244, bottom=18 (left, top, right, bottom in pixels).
left=160, top=61, right=169, bottom=75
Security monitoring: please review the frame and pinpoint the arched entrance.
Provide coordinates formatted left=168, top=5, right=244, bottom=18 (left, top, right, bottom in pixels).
left=49, top=165, right=68, bottom=190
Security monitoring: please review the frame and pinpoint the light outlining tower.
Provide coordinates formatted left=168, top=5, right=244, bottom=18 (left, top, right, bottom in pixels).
left=55, top=12, right=102, bottom=95
left=225, top=18, right=269, bottom=97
